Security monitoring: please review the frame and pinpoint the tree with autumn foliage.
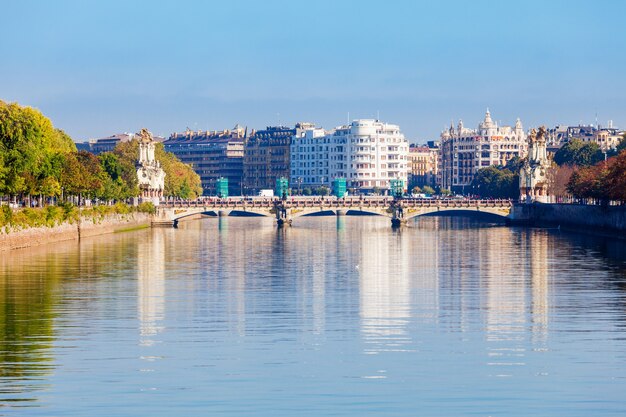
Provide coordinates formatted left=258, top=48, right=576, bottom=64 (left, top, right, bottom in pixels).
left=567, top=150, right=626, bottom=203
left=604, top=151, right=626, bottom=202
left=546, top=164, right=575, bottom=201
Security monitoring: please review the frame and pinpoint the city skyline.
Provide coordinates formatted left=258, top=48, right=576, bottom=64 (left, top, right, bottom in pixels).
left=1, top=0, right=625, bottom=142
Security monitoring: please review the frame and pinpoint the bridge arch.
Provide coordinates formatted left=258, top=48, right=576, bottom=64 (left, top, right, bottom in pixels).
left=403, top=206, right=511, bottom=221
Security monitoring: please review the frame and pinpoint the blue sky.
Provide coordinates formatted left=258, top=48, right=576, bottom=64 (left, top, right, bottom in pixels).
left=1, top=0, right=624, bottom=142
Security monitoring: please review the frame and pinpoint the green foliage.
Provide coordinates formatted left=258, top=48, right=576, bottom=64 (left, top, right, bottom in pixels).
left=0, top=204, right=12, bottom=226
left=100, top=152, right=122, bottom=181
left=1, top=100, right=200, bottom=204
left=60, top=202, right=79, bottom=223
left=313, top=186, right=330, bottom=196
left=137, top=201, right=156, bottom=214
left=422, top=185, right=435, bottom=195
left=616, top=134, right=626, bottom=154
left=302, top=187, right=312, bottom=196
left=0, top=201, right=156, bottom=233
left=504, top=156, right=524, bottom=173
left=470, top=166, right=518, bottom=199
left=0, top=101, right=77, bottom=197
left=439, top=188, right=452, bottom=196
left=412, top=186, right=422, bottom=194
left=554, top=139, right=604, bottom=167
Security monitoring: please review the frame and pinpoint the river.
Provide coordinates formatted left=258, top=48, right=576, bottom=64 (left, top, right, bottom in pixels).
left=1, top=216, right=625, bottom=416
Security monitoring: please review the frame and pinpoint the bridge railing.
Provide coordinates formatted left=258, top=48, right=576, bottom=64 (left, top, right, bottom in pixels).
left=159, top=197, right=514, bottom=209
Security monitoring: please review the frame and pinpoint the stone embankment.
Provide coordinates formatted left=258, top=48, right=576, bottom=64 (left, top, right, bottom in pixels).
left=0, top=212, right=152, bottom=251
left=511, top=203, right=626, bottom=237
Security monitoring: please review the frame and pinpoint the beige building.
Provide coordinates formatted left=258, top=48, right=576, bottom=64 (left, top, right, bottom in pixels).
left=408, top=144, right=438, bottom=189
left=439, top=110, right=527, bottom=192
left=591, top=128, right=623, bottom=152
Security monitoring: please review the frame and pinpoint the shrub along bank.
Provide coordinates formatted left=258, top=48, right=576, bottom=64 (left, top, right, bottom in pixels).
left=0, top=202, right=155, bottom=234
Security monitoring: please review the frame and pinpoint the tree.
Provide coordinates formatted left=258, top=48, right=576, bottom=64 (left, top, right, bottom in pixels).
left=554, top=139, right=604, bottom=167
left=60, top=152, right=89, bottom=197
left=504, top=156, right=524, bottom=173
left=98, top=152, right=135, bottom=201
left=0, top=101, right=77, bottom=200
left=615, top=133, right=626, bottom=154
left=422, top=185, right=435, bottom=195
left=411, top=186, right=422, bottom=195
left=547, top=164, right=575, bottom=200
left=314, top=186, right=330, bottom=196
left=0, top=101, right=44, bottom=196
left=604, top=150, right=626, bottom=201
left=470, top=166, right=518, bottom=199
left=76, top=151, right=106, bottom=199
left=100, top=152, right=123, bottom=181
left=567, top=163, right=607, bottom=201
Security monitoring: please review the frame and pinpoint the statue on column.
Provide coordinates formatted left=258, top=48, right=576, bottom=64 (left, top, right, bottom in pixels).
left=137, top=128, right=166, bottom=205
left=520, top=126, right=550, bottom=203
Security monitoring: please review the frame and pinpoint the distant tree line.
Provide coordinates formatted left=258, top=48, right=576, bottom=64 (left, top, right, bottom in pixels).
left=0, top=100, right=202, bottom=205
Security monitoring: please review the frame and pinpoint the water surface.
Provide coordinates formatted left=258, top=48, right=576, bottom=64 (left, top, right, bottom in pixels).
left=1, top=216, right=625, bottom=416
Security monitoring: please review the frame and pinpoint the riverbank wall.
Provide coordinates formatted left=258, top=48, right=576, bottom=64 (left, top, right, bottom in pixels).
left=0, top=212, right=152, bottom=251
left=510, top=203, right=626, bottom=238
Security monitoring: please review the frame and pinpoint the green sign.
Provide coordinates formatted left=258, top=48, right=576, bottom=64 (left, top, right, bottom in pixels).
left=390, top=179, right=405, bottom=198
left=216, top=177, right=229, bottom=198
left=275, top=177, right=289, bottom=199
left=332, top=177, right=347, bottom=198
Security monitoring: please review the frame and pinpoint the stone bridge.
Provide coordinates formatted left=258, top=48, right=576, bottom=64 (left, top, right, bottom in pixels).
left=152, top=197, right=514, bottom=227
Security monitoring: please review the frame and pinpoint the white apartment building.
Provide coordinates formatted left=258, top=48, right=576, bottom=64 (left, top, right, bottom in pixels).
left=439, top=110, right=527, bottom=191
left=291, top=119, right=409, bottom=193
left=290, top=122, right=330, bottom=188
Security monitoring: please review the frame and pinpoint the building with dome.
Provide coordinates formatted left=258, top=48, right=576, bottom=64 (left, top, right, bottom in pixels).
left=438, top=110, right=527, bottom=193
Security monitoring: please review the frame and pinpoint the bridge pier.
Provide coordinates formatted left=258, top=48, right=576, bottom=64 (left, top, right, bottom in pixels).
left=274, top=201, right=292, bottom=227
left=390, top=200, right=406, bottom=228
left=336, top=209, right=347, bottom=216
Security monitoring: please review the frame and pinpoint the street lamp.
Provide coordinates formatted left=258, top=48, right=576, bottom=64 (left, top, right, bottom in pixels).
left=297, top=177, right=302, bottom=196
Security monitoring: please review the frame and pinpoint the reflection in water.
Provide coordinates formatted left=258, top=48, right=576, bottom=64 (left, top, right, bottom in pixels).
left=483, top=227, right=528, bottom=375
left=138, top=229, right=166, bottom=345
left=1, top=216, right=626, bottom=416
left=0, top=245, right=67, bottom=407
left=359, top=226, right=412, bottom=355
left=530, top=231, right=549, bottom=344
